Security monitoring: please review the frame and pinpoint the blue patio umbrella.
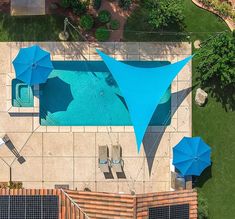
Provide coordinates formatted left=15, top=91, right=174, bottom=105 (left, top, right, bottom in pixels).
left=13, top=45, right=54, bottom=85
left=173, top=137, right=211, bottom=176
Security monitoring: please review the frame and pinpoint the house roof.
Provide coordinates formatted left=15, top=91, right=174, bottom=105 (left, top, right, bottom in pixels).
left=0, top=188, right=197, bottom=219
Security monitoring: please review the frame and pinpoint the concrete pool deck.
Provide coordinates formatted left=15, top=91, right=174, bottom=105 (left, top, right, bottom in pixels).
left=0, top=42, right=192, bottom=194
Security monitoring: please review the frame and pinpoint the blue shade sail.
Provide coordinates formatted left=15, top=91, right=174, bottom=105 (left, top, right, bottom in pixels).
left=173, top=137, right=211, bottom=176
left=13, top=45, right=54, bottom=85
left=97, top=49, right=193, bottom=152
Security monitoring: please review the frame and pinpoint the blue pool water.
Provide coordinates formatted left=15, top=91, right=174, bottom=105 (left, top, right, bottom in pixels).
left=40, top=61, right=171, bottom=126
left=12, top=79, right=34, bottom=107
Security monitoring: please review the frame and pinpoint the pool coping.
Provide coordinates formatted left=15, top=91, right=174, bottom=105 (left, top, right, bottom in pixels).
left=3, top=42, right=191, bottom=135
left=0, top=42, right=192, bottom=192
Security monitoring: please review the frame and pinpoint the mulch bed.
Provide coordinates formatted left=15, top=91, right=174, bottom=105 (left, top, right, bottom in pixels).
left=45, top=0, right=78, bottom=21
left=0, top=1, right=10, bottom=14
left=45, top=0, right=98, bottom=41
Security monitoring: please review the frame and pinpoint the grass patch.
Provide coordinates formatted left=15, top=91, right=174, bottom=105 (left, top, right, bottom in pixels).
left=193, top=55, right=235, bottom=218
left=193, top=71, right=235, bottom=218
left=124, top=0, right=229, bottom=42
left=0, top=13, right=81, bottom=41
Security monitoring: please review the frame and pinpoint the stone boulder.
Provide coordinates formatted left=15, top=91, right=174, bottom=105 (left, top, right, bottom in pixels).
left=194, top=40, right=201, bottom=49
left=195, top=88, right=208, bottom=106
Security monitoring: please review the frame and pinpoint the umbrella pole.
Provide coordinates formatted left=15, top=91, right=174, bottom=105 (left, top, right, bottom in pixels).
left=64, top=18, right=68, bottom=33
left=59, top=18, right=69, bottom=41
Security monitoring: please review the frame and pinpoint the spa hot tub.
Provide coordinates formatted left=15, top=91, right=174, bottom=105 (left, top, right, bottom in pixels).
left=12, top=79, right=34, bottom=107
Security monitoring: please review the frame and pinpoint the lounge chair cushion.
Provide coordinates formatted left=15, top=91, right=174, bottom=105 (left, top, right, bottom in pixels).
left=0, top=138, right=5, bottom=146
left=99, top=160, right=107, bottom=164
left=112, top=160, right=120, bottom=164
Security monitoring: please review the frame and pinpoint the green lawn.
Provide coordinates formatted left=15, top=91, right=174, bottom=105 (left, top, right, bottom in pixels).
left=193, top=59, right=235, bottom=219
left=125, top=1, right=234, bottom=218
left=0, top=13, right=81, bottom=41
left=193, top=94, right=235, bottom=219
left=124, top=0, right=229, bottom=42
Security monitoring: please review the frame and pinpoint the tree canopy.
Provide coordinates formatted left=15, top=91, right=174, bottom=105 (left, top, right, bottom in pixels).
left=196, top=31, right=235, bottom=110
left=145, top=0, right=184, bottom=29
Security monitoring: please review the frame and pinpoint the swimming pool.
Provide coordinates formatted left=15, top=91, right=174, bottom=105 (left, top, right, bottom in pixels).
left=12, top=79, right=34, bottom=107
left=40, top=61, right=171, bottom=126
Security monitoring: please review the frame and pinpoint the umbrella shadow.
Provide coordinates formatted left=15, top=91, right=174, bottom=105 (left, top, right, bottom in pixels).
left=143, top=86, right=194, bottom=175
left=40, top=76, right=74, bottom=120
left=194, top=164, right=212, bottom=188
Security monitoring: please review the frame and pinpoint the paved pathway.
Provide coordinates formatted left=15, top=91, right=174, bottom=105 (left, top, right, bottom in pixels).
left=99, top=1, right=136, bottom=41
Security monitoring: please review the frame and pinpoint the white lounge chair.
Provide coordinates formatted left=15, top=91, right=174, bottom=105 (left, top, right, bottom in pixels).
left=0, top=134, right=10, bottom=147
left=111, top=145, right=124, bottom=173
left=98, top=145, right=110, bottom=173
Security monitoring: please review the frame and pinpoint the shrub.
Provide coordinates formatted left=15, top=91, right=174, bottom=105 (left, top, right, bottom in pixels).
left=119, top=0, right=132, bottom=10
left=71, top=0, right=87, bottom=15
left=60, top=0, right=71, bottom=8
left=98, top=10, right=111, bottom=23
left=80, top=15, right=94, bottom=30
left=196, top=31, right=235, bottom=110
left=231, top=11, right=235, bottom=22
left=198, top=192, right=209, bottom=219
left=146, top=0, right=184, bottom=29
left=199, top=0, right=233, bottom=19
left=110, top=19, right=120, bottom=30
left=93, top=0, right=102, bottom=10
left=95, top=27, right=110, bottom=41
left=217, top=2, right=230, bottom=17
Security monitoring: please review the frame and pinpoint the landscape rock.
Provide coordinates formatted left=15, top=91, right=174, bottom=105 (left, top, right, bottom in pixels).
left=194, top=40, right=201, bottom=49
left=195, top=88, right=208, bottom=106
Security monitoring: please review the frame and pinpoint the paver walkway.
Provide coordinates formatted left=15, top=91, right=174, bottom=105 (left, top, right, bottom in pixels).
left=99, top=1, right=136, bottom=41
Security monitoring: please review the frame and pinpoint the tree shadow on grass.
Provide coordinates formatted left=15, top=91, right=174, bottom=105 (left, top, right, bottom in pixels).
left=0, top=13, right=65, bottom=41
left=201, top=84, right=235, bottom=112
left=123, top=1, right=188, bottom=42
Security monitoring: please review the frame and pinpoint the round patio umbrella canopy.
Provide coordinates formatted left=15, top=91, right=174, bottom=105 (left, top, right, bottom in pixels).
left=173, top=137, right=211, bottom=176
left=13, top=45, right=54, bottom=85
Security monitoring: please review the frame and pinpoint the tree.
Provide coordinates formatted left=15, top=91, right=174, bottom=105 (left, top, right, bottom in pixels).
left=197, top=192, right=209, bottom=219
left=60, top=0, right=71, bottom=8
left=98, top=10, right=111, bottom=23
left=71, top=0, right=87, bottom=15
left=95, top=27, right=110, bottom=41
left=146, top=0, right=184, bottom=29
left=80, top=15, right=94, bottom=30
left=196, top=31, right=235, bottom=110
left=93, top=0, right=102, bottom=10
left=119, top=0, right=132, bottom=10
